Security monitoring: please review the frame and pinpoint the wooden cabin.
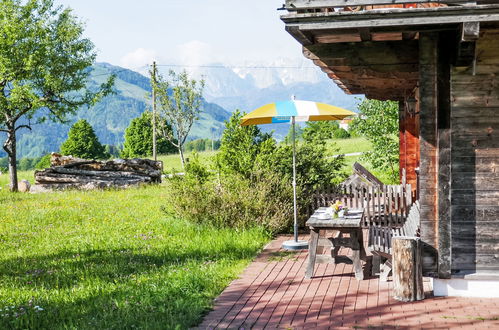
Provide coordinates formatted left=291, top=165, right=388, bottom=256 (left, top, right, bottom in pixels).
left=281, top=0, right=499, bottom=297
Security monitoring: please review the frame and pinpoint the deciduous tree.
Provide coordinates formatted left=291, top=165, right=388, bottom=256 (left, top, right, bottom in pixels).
left=153, top=70, right=204, bottom=168
left=350, top=99, right=399, bottom=182
left=0, top=0, right=113, bottom=191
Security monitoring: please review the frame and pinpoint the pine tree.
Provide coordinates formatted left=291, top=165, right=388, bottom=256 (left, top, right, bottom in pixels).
left=60, top=120, right=108, bottom=159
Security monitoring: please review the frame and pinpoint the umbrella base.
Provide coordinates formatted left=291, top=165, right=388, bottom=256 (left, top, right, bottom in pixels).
left=282, top=239, right=309, bottom=250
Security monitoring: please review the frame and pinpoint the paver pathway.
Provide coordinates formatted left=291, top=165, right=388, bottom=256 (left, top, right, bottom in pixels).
left=199, top=234, right=499, bottom=329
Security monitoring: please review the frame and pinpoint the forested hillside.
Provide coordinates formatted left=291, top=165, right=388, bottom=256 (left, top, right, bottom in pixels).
left=3, top=63, right=231, bottom=158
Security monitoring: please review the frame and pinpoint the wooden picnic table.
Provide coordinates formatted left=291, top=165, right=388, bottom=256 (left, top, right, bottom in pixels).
left=305, top=208, right=366, bottom=280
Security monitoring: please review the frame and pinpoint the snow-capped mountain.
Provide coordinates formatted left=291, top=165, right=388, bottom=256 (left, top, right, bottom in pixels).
left=155, top=58, right=361, bottom=116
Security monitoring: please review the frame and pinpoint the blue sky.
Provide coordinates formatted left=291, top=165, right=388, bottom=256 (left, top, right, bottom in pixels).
left=56, top=0, right=303, bottom=69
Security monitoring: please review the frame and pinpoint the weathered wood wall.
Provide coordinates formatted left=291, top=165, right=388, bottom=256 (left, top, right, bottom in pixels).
left=399, top=97, right=420, bottom=193
left=418, top=32, right=439, bottom=257
left=450, top=28, right=499, bottom=272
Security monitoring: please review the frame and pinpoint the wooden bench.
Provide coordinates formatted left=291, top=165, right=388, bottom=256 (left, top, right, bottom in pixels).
left=368, top=201, right=420, bottom=281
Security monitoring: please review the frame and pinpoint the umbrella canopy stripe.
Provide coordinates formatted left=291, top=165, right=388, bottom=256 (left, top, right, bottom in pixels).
left=240, top=100, right=355, bottom=126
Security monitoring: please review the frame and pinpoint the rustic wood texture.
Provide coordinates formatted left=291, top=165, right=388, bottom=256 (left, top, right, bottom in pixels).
left=285, top=0, right=484, bottom=9
left=282, top=3, right=499, bottom=99
left=418, top=32, right=439, bottom=249
left=303, top=41, right=419, bottom=99
left=309, top=183, right=413, bottom=227
left=368, top=201, right=429, bottom=279
left=450, top=28, right=499, bottom=272
left=437, top=32, right=452, bottom=279
left=399, top=98, right=420, bottom=192
left=353, top=162, right=384, bottom=187
left=392, top=236, right=424, bottom=302
left=33, top=153, right=163, bottom=191
left=305, top=209, right=366, bottom=280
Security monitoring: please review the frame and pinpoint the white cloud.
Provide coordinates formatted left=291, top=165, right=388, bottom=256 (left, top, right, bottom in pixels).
left=174, top=40, right=219, bottom=66
left=119, top=48, right=159, bottom=71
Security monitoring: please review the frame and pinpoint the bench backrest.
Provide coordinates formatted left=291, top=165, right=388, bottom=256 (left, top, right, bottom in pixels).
left=369, top=200, right=420, bottom=256
left=395, top=200, right=420, bottom=237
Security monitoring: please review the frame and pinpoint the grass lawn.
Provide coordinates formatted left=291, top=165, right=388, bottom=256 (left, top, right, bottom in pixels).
left=0, top=172, right=270, bottom=329
left=158, top=151, right=217, bottom=174
left=330, top=137, right=398, bottom=184
left=331, top=137, right=372, bottom=155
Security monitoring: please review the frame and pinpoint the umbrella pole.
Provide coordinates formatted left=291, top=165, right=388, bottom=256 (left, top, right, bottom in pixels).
left=292, top=116, right=298, bottom=243
left=282, top=116, right=308, bottom=250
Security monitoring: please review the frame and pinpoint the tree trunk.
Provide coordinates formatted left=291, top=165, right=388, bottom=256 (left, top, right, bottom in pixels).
left=3, top=124, right=18, bottom=192
left=179, top=145, right=185, bottom=168
left=392, top=236, right=424, bottom=302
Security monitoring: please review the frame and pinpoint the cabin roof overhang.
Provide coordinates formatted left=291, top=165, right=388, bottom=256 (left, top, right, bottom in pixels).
left=281, top=3, right=499, bottom=100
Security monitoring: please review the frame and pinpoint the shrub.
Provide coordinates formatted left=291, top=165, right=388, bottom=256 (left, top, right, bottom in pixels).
left=167, top=167, right=293, bottom=233
left=35, top=154, right=51, bottom=169
left=333, top=127, right=350, bottom=139
left=217, top=110, right=272, bottom=178
left=302, top=121, right=339, bottom=143
left=184, top=153, right=211, bottom=184
left=166, top=111, right=347, bottom=233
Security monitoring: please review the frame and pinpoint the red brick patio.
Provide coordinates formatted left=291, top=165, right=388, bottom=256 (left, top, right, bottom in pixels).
left=199, top=234, right=499, bottom=329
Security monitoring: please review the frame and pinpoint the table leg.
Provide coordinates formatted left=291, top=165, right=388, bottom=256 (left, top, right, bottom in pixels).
left=305, top=228, right=319, bottom=279
left=351, top=229, right=364, bottom=280
left=372, top=255, right=381, bottom=276
left=359, top=228, right=367, bottom=261
left=316, top=229, right=325, bottom=254
left=331, top=231, right=342, bottom=263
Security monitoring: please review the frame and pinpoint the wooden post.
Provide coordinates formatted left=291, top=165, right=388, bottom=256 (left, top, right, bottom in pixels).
left=151, top=61, right=157, bottom=161
left=437, top=32, right=452, bottom=279
left=392, top=236, right=424, bottom=302
left=419, top=32, right=439, bottom=253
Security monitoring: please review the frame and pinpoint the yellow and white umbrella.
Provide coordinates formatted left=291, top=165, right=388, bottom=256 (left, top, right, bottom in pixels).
left=241, top=100, right=354, bottom=126
left=241, top=99, right=355, bottom=250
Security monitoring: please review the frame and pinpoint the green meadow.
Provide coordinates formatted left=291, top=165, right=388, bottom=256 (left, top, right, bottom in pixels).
left=0, top=175, right=270, bottom=329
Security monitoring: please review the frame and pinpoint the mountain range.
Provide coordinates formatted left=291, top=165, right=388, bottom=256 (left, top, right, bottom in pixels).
left=3, top=61, right=361, bottom=158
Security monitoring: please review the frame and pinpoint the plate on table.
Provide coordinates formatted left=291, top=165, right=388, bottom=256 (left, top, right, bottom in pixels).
left=346, top=210, right=363, bottom=216
left=317, top=213, right=331, bottom=220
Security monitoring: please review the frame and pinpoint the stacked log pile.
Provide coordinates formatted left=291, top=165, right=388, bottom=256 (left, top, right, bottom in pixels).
left=31, top=153, right=162, bottom=192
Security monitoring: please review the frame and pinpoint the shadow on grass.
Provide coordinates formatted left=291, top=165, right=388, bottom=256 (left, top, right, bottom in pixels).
left=0, top=243, right=262, bottom=329
left=0, top=242, right=259, bottom=289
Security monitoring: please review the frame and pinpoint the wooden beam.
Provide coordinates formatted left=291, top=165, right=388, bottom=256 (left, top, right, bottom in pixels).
left=285, top=26, right=315, bottom=45
left=282, top=5, right=499, bottom=32
left=285, top=0, right=487, bottom=9
left=461, top=21, right=480, bottom=41
left=304, top=40, right=419, bottom=66
left=402, top=32, right=418, bottom=40
left=358, top=27, right=372, bottom=41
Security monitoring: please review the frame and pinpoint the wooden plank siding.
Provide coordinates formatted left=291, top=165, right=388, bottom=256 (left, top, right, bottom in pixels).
left=282, top=0, right=499, bottom=277
left=450, top=28, right=499, bottom=272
